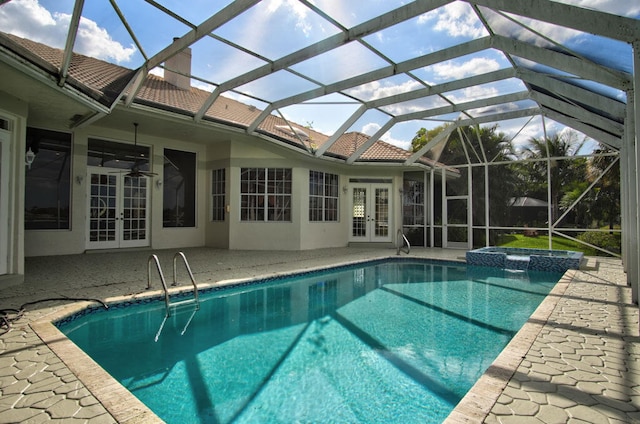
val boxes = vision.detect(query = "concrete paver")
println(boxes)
[0,247,638,423]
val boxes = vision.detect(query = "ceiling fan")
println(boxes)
[114,123,158,178]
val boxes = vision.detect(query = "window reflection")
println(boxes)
[25,128,71,230]
[163,149,196,227]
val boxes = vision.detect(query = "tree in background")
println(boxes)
[411,124,516,245]
[516,131,587,224]
[586,148,620,231]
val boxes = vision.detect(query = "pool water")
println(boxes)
[58,259,561,423]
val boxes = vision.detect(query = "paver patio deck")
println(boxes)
[0,247,638,423]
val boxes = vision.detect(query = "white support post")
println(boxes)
[467,164,473,249]
[631,41,640,304]
[425,170,430,248]
[485,164,490,247]
[442,167,446,247]
[620,146,628,272]
[542,116,553,249]
[624,94,637,301]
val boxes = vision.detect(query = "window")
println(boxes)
[163,149,196,227]
[211,168,225,221]
[309,170,338,222]
[25,128,72,230]
[241,168,291,221]
[87,138,150,171]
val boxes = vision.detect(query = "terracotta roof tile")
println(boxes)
[1,32,440,168]
[2,33,135,106]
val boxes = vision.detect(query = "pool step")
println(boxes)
[581,257,598,271]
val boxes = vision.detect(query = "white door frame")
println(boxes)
[86,166,150,250]
[348,183,393,243]
[443,195,472,249]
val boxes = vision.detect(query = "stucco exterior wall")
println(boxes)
[23,122,210,256]
[0,92,28,283]
[14,98,410,258]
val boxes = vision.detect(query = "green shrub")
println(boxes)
[576,231,621,254]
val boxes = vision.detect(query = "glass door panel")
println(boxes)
[121,176,148,246]
[88,172,118,248]
[349,184,392,243]
[372,186,390,241]
[87,167,149,249]
[351,186,367,240]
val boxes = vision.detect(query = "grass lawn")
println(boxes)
[495,233,597,255]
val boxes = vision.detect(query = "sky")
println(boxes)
[0,0,636,154]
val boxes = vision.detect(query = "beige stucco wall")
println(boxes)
[18,102,410,257]
[0,92,28,283]
[227,139,303,250]
[23,120,211,256]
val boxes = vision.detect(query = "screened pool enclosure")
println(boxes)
[0,1,638,298]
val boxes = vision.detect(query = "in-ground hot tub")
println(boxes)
[466,246,583,273]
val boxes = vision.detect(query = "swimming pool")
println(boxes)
[57,259,561,423]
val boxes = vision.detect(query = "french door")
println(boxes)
[86,167,150,249]
[349,184,392,243]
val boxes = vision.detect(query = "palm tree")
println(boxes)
[412,124,516,244]
[586,149,620,231]
[519,131,586,223]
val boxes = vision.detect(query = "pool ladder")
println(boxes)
[396,229,411,255]
[148,252,200,341]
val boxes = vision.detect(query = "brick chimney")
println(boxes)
[165,38,192,90]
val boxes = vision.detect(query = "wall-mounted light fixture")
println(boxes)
[342,185,348,194]
[25,147,36,169]
[75,175,84,185]
[156,179,163,189]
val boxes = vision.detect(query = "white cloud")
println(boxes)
[266,0,313,37]
[432,57,501,80]
[446,85,499,104]
[419,2,486,38]
[149,67,164,78]
[488,12,584,48]
[191,80,215,93]
[362,122,410,150]
[0,0,136,63]
[347,79,423,101]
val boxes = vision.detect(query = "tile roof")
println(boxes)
[1,32,439,168]
[2,33,135,106]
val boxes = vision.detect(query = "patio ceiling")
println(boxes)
[1,0,637,162]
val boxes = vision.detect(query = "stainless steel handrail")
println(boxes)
[147,252,199,319]
[148,254,171,313]
[173,251,200,310]
[396,229,411,255]
[149,252,201,342]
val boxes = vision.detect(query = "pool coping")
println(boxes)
[30,257,573,424]
[443,269,574,423]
